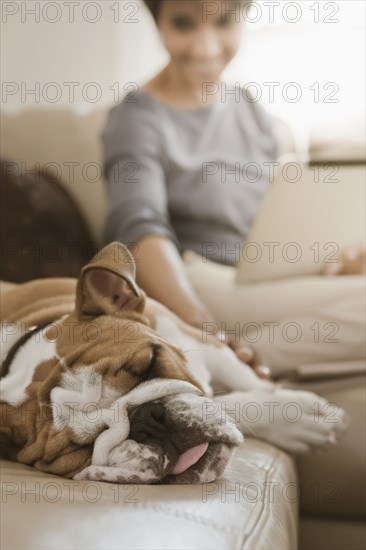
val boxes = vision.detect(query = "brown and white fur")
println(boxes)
[0,243,347,484]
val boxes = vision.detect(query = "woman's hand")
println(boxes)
[222,335,272,380]
[323,245,366,276]
[190,307,272,381]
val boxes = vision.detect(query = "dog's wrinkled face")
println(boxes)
[74,387,243,484]
[127,390,243,484]
[49,243,243,483]
[52,309,200,401]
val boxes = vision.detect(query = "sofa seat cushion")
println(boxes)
[0,439,297,550]
[285,376,366,520]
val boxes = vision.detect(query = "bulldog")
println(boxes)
[0,242,347,484]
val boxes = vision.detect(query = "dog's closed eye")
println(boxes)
[115,343,160,379]
[147,342,160,376]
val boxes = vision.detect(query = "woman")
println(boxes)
[103,0,278,375]
[102,0,365,376]
[102,1,365,520]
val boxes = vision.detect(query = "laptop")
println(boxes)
[236,162,366,283]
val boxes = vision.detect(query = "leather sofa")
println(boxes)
[1,108,365,550]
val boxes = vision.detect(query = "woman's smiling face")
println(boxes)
[157,1,246,84]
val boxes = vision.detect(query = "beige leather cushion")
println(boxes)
[1,109,108,241]
[0,440,297,550]
[285,376,366,519]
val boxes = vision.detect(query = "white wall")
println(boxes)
[1,0,166,113]
[1,0,365,151]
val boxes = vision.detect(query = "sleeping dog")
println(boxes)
[0,242,347,483]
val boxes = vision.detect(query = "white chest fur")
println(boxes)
[0,323,57,405]
[155,316,214,396]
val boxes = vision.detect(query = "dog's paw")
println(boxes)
[266,388,349,453]
[214,388,349,454]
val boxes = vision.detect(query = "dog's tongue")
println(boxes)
[171,443,209,475]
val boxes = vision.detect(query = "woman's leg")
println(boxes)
[183,253,365,377]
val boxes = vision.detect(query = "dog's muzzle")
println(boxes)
[74,379,243,484]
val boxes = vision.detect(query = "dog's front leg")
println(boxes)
[205,345,349,454]
[213,387,348,454]
[204,343,268,393]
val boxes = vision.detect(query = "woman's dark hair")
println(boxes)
[143,0,252,23]
[143,0,161,22]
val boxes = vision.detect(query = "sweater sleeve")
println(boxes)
[101,98,179,249]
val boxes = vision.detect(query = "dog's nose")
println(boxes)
[128,401,209,475]
[128,401,181,472]
[128,401,167,443]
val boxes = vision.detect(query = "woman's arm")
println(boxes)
[102,101,210,325]
[132,235,215,328]
[132,235,271,378]
[102,99,269,376]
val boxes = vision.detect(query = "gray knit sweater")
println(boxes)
[102,88,278,265]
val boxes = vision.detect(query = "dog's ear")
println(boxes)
[75,242,145,318]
